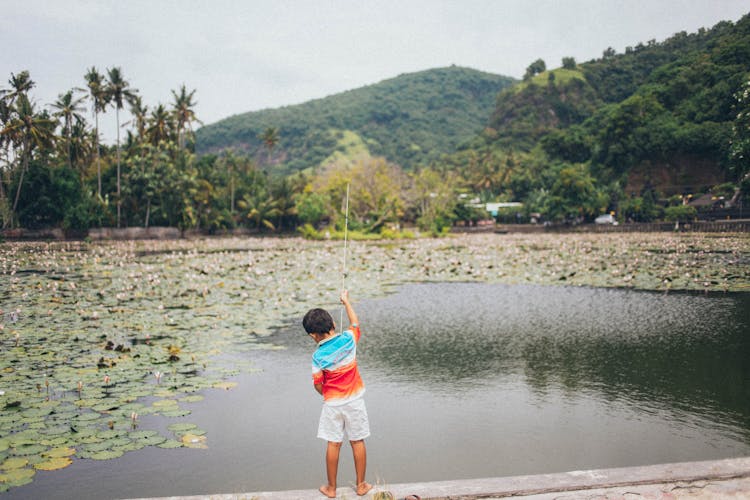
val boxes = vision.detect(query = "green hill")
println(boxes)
[195,66,516,174]
[458,13,750,200]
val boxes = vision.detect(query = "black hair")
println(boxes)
[303,308,334,335]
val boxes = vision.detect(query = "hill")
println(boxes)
[195,66,516,174]
[467,13,750,200]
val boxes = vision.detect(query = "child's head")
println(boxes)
[303,308,335,337]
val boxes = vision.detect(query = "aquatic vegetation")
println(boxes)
[0,233,748,491]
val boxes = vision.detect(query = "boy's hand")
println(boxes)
[340,289,350,305]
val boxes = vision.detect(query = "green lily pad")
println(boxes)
[11,444,48,457]
[43,447,76,458]
[137,434,166,446]
[1,457,28,470]
[128,430,158,440]
[96,429,125,440]
[151,399,178,408]
[40,436,70,447]
[82,441,112,453]
[160,409,191,417]
[73,412,101,422]
[179,395,204,403]
[157,439,183,449]
[113,441,145,453]
[0,467,35,487]
[89,449,124,460]
[167,423,197,433]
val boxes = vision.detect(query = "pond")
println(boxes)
[10,282,750,499]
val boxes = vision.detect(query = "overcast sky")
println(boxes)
[2,1,748,144]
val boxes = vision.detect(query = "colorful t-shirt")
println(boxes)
[312,324,364,406]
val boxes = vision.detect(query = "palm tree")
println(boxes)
[106,67,137,227]
[238,190,281,232]
[51,89,86,170]
[0,71,35,106]
[84,67,109,198]
[171,85,201,149]
[270,177,297,230]
[68,120,93,181]
[260,126,279,165]
[0,99,11,208]
[0,94,56,227]
[126,94,148,143]
[146,104,174,146]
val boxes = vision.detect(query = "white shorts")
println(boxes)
[317,398,370,443]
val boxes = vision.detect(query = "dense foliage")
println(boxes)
[195,66,516,174]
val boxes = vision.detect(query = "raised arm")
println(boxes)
[340,290,359,327]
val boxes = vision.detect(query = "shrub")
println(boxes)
[664,205,697,222]
[297,223,322,240]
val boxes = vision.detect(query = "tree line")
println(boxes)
[2,14,749,237]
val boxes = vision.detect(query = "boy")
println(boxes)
[303,290,373,498]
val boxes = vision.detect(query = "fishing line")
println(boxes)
[340,183,350,332]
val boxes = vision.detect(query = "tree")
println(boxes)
[171,85,200,149]
[729,79,750,206]
[349,157,407,232]
[270,176,297,230]
[411,167,457,234]
[544,163,607,222]
[126,94,148,142]
[146,104,174,146]
[562,57,577,70]
[296,190,328,226]
[84,67,109,198]
[260,126,279,165]
[1,94,56,227]
[106,67,137,227]
[50,89,86,170]
[0,71,35,106]
[523,59,546,81]
[238,189,281,232]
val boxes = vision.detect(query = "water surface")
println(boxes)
[10,283,750,498]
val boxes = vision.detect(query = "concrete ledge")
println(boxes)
[127,456,750,500]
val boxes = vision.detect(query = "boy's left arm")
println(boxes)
[313,383,323,395]
[340,290,359,328]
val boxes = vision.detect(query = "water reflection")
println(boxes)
[359,284,750,437]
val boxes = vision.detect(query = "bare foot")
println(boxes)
[319,485,337,498]
[356,482,373,496]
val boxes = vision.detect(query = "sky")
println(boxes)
[2,0,748,144]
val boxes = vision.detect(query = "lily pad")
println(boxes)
[11,444,48,457]
[180,433,207,449]
[136,434,166,446]
[167,423,197,433]
[179,395,204,403]
[157,439,183,449]
[160,409,191,417]
[89,449,124,460]
[1,457,28,470]
[128,430,159,440]
[114,441,146,453]
[34,457,73,471]
[0,467,35,487]
[212,381,237,390]
[43,447,76,458]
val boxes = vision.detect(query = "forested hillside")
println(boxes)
[440,13,750,222]
[195,66,516,173]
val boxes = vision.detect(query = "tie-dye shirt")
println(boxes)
[312,324,364,405]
